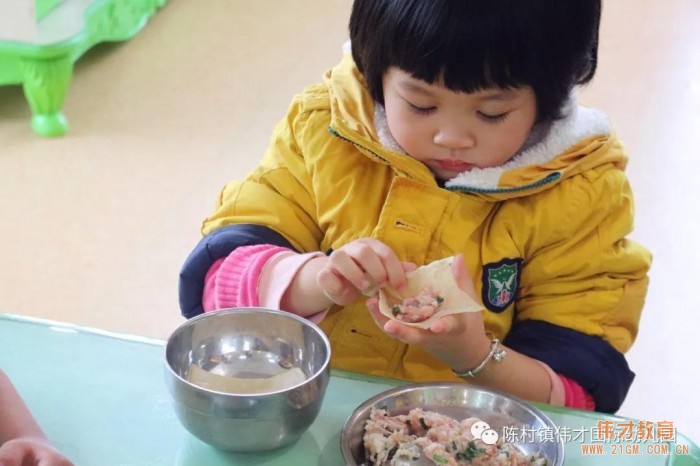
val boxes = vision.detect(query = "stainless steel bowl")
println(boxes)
[341,383,564,465]
[164,308,331,452]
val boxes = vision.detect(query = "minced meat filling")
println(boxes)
[391,286,444,323]
[363,407,547,466]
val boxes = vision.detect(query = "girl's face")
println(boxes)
[382,67,538,181]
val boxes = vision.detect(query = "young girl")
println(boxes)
[179,0,651,414]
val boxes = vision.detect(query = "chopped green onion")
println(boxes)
[456,441,486,461]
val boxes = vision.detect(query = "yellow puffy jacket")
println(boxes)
[179,55,651,413]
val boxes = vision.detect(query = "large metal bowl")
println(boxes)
[340,383,564,465]
[164,308,331,452]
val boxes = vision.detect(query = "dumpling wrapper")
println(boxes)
[378,256,483,329]
[188,365,306,394]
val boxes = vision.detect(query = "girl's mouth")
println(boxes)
[436,160,475,172]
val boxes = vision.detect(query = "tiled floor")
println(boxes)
[1,0,698,442]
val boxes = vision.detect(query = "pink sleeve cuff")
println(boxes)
[560,375,596,411]
[202,244,290,311]
[202,245,328,323]
[203,258,225,312]
[537,361,595,411]
[258,251,328,323]
[537,361,566,407]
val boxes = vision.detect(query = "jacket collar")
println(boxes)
[324,55,439,184]
[444,102,613,191]
[324,54,625,197]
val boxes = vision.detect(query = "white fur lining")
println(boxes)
[373,101,611,190]
[374,105,406,154]
[446,104,611,189]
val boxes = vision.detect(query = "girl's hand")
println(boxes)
[0,438,74,466]
[317,238,416,306]
[366,254,491,372]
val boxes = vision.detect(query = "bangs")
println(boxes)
[383,1,534,92]
[350,0,600,121]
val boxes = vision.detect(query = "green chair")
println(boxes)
[0,0,166,136]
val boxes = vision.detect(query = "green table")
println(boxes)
[0,313,697,465]
[0,0,165,136]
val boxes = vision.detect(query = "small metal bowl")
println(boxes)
[164,308,331,452]
[340,382,564,465]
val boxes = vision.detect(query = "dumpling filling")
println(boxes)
[391,286,444,323]
[377,257,483,329]
[363,407,548,466]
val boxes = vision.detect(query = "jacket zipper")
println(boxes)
[328,126,393,166]
[446,172,561,194]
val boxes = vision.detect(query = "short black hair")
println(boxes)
[349,0,601,122]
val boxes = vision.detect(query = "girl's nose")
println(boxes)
[433,125,475,150]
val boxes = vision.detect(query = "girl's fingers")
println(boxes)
[451,254,478,298]
[366,297,389,327]
[383,320,426,344]
[327,239,415,296]
[37,454,71,466]
[317,268,343,295]
[0,442,29,466]
[381,257,406,291]
[317,268,358,303]
[353,249,389,291]
[353,240,407,291]
[402,261,418,273]
[329,250,372,292]
[429,316,460,333]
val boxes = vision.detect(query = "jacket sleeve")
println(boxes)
[179,102,324,319]
[503,167,652,413]
[179,226,296,318]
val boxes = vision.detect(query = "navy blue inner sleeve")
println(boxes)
[503,319,635,413]
[178,224,297,319]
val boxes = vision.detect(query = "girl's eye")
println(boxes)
[408,103,437,115]
[478,111,509,123]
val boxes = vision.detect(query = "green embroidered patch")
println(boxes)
[482,258,523,312]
